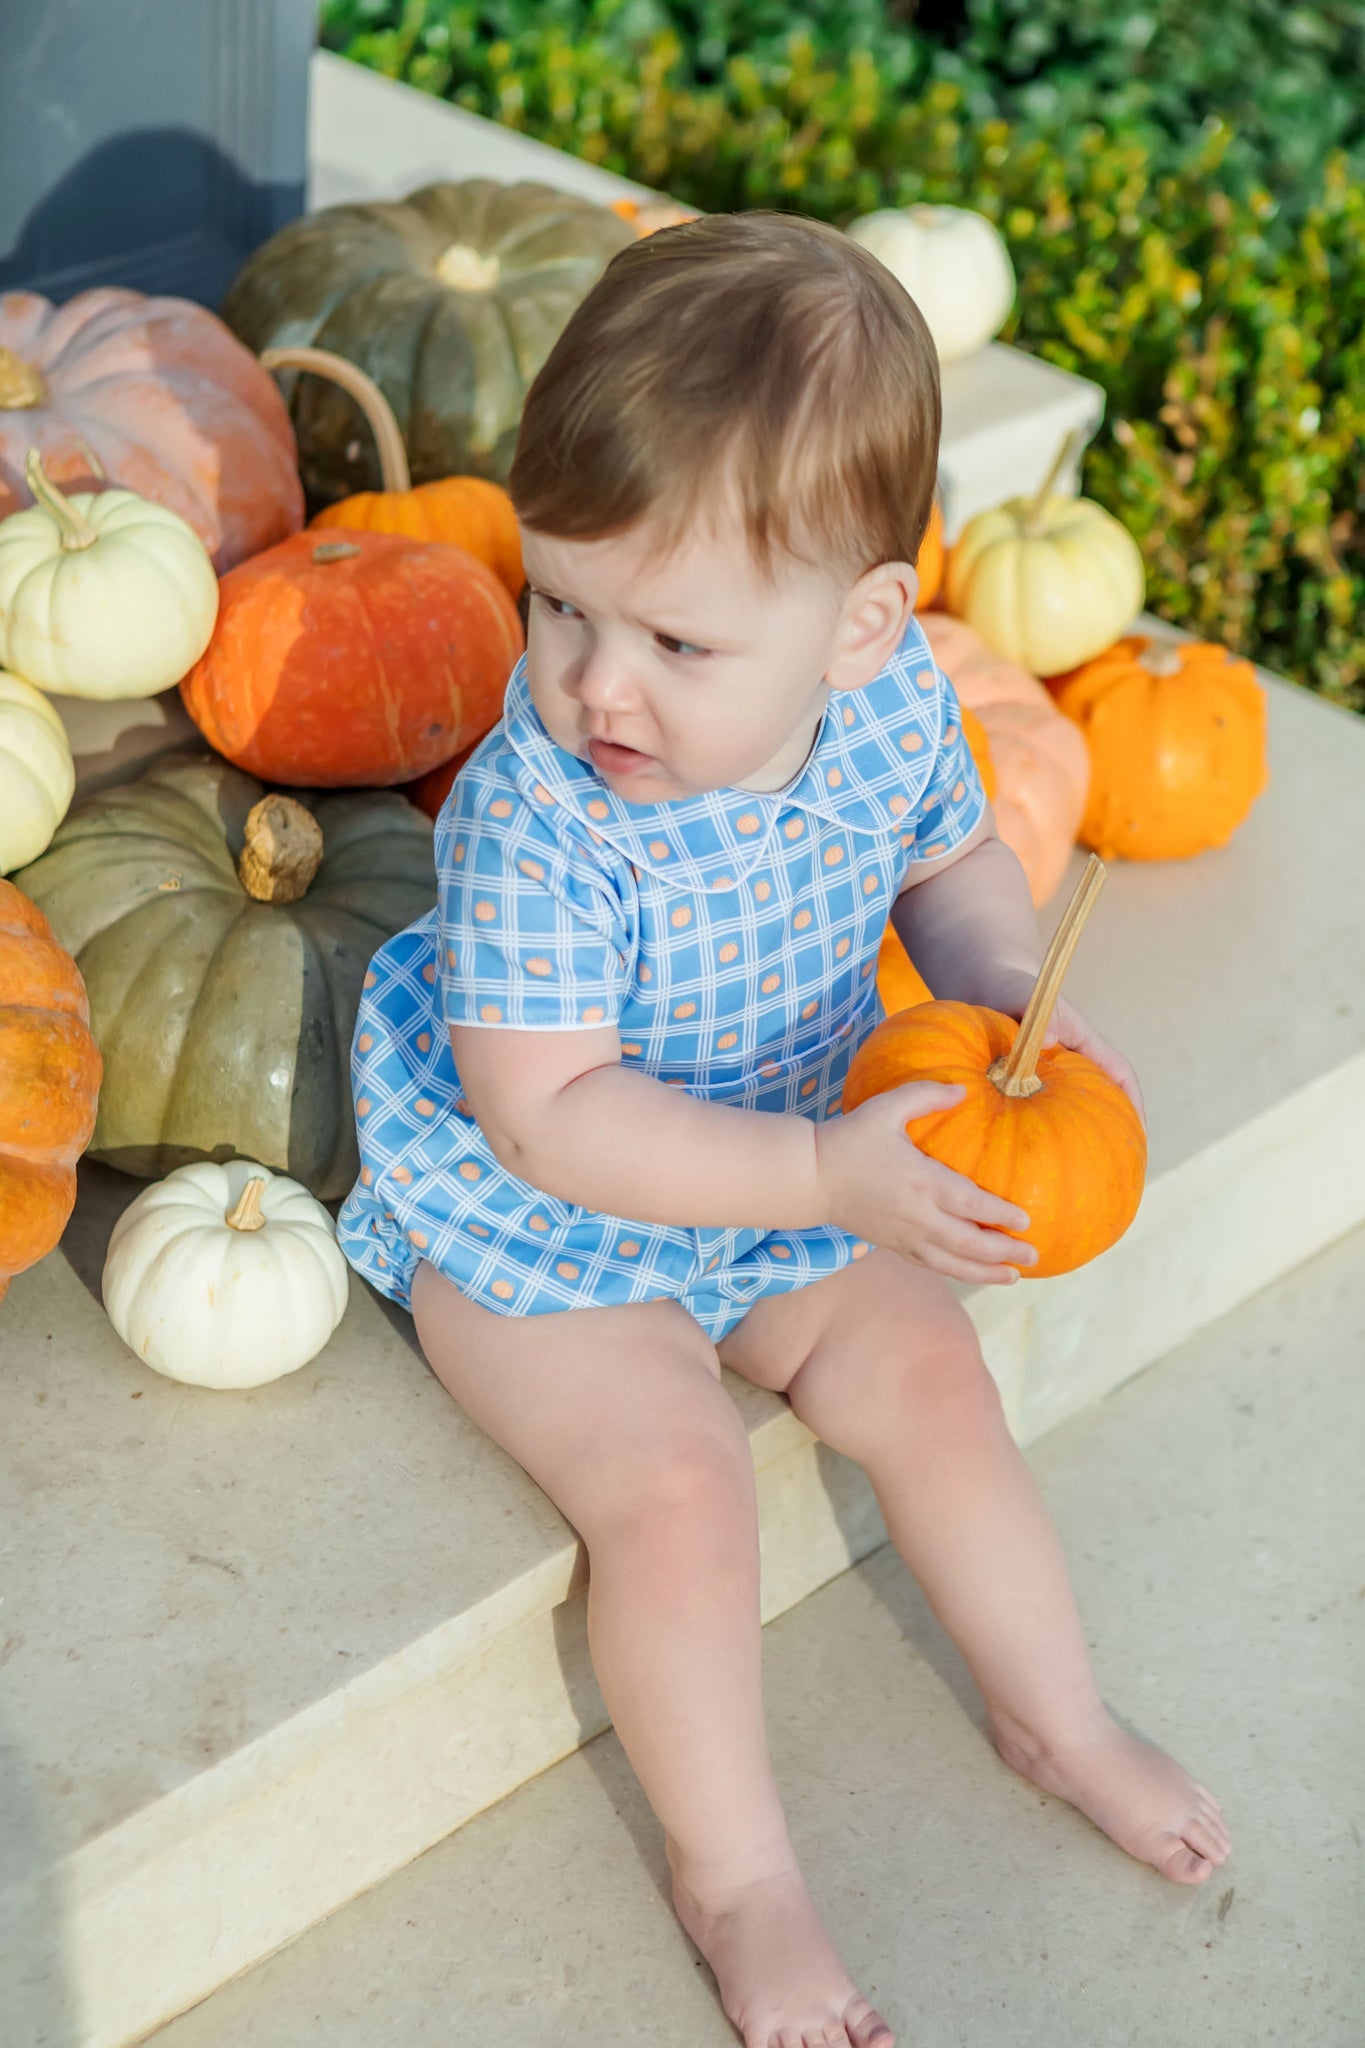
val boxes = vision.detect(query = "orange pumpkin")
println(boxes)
[406,737,482,821]
[272,347,525,602]
[919,612,1089,906]
[846,860,1145,1279]
[0,879,102,1305]
[0,287,303,572]
[914,499,946,612]
[610,197,702,237]
[181,530,523,788]
[1048,634,1268,861]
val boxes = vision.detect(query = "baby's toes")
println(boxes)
[1156,1833,1215,1885]
[1186,1812,1231,1865]
[807,2028,851,2048]
[847,2000,895,2047]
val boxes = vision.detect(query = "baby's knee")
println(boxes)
[899,1304,1003,1429]
[587,1420,756,1558]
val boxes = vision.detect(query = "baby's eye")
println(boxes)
[655,633,710,658]
[533,590,582,620]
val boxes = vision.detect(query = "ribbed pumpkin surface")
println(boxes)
[842,998,1146,1278]
[311,475,525,601]
[15,758,436,1200]
[181,530,523,788]
[0,879,102,1303]
[1049,635,1268,861]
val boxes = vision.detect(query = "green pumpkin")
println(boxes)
[222,178,633,503]
[14,755,435,1200]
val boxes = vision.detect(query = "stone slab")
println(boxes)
[142,1224,1365,2048]
[3,667,1362,2046]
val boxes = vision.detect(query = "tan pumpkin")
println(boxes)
[0,287,303,572]
[0,878,102,1304]
[919,612,1089,907]
[1049,634,1269,861]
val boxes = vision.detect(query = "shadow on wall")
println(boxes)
[0,1697,83,2046]
[0,129,303,310]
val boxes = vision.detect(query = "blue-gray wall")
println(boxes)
[0,0,316,309]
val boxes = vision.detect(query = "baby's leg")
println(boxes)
[718,1251,1231,1886]
[412,1264,893,2048]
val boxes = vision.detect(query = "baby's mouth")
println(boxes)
[587,736,654,776]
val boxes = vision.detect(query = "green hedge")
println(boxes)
[319,3,1365,709]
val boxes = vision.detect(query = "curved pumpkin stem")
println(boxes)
[988,854,1106,1098]
[1022,427,1086,535]
[24,449,100,551]
[260,345,411,494]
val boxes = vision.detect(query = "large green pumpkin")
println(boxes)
[14,755,435,1199]
[222,178,634,503]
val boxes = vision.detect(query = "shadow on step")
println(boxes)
[0,1699,82,2047]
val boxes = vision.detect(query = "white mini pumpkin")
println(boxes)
[0,452,219,701]
[102,1159,349,1388]
[845,205,1016,362]
[0,668,74,871]
[946,487,1145,676]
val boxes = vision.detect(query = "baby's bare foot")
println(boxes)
[669,1840,894,2048]
[989,1708,1231,1884]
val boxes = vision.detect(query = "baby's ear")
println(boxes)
[824,561,917,690]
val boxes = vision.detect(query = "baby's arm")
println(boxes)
[893,814,1145,1120]
[451,1019,1034,1286]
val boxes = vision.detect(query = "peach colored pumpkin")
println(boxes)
[0,288,303,572]
[920,611,1089,906]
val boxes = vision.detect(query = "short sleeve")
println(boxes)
[901,665,988,867]
[435,767,631,1030]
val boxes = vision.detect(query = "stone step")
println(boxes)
[3,663,1363,2046]
[140,1222,1365,2048]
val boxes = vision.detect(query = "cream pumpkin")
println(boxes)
[845,205,1015,362]
[945,440,1145,676]
[0,453,219,700]
[102,1159,349,1388]
[920,612,1090,906]
[0,669,74,871]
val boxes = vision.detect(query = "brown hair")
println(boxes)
[508,210,940,583]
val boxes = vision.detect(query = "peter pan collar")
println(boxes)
[502,613,948,894]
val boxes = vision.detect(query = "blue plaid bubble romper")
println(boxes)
[336,612,986,1341]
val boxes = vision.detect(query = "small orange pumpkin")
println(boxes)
[1049,634,1268,862]
[610,196,702,237]
[914,499,946,612]
[846,859,1145,1278]
[0,878,102,1305]
[181,529,523,788]
[264,348,525,603]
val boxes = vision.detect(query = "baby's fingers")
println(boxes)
[918,1150,1032,1236]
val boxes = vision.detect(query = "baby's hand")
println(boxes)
[982,969,1146,1128]
[814,1084,1036,1287]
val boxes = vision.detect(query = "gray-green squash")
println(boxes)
[14,755,435,1199]
[222,178,633,503]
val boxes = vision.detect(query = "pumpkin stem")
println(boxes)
[24,449,100,551]
[225,1177,268,1232]
[0,346,45,409]
[260,345,412,494]
[1138,636,1186,677]
[988,854,1107,1099]
[1022,427,1086,535]
[238,794,325,905]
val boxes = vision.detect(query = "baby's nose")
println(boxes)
[573,648,642,713]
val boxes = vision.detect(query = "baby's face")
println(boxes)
[519,513,856,803]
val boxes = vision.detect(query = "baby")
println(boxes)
[338,211,1229,2048]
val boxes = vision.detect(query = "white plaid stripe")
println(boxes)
[337,615,985,1331]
